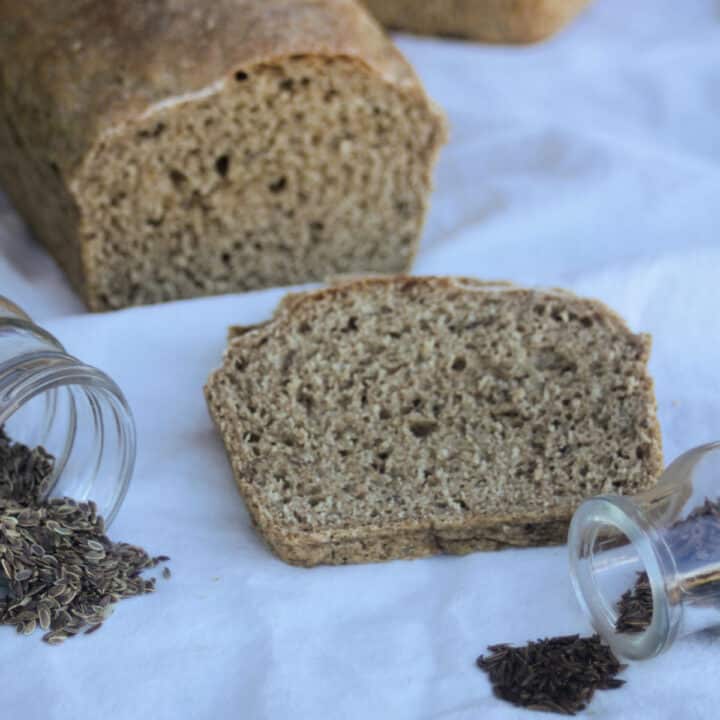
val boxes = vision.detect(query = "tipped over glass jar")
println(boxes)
[0,295,135,526]
[569,442,720,660]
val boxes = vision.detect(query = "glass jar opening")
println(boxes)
[569,496,680,660]
[0,359,135,527]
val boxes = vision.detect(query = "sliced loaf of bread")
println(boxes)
[362,0,592,44]
[205,276,663,566]
[0,1,445,311]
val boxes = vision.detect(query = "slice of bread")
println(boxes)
[205,276,663,567]
[362,0,592,44]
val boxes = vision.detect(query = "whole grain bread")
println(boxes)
[0,1,445,311]
[362,0,592,44]
[205,276,663,567]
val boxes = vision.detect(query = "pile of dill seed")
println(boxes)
[0,427,169,644]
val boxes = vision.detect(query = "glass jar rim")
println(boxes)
[0,351,135,527]
[568,495,682,660]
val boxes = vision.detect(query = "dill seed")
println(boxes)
[0,427,171,645]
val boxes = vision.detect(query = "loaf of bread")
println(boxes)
[0,1,445,312]
[205,276,663,567]
[362,0,592,43]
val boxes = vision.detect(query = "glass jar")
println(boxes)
[569,442,720,660]
[0,295,135,525]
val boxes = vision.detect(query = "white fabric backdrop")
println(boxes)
[2,0,720,716]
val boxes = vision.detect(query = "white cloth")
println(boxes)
[2,0,720,716]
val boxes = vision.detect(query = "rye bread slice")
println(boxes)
[205,276,663,566]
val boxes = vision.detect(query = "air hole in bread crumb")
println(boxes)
[215,155,230,177]
[279,78,295,92]
[343,317,358,332]
[410,420,438,438]
[281,351,295,373]
[169,169,187,187]
[451,357,467,371]
[298,321,311,334]
[138,122,165,139]
[297,392,314,412]
[269,177,287,193]
[379,408,391,420]
[234,70,249,81]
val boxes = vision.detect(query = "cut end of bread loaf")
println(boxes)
[75,56,445,311]
[205,276,663,567]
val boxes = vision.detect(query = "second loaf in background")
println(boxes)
[362,0,592,44]
[0,0,446,311]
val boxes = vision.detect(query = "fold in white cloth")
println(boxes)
[1,0,719,716]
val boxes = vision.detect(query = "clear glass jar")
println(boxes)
[0,295,135,525]
[569,442,720,660]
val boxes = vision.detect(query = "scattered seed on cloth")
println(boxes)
[476,634,626,716]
